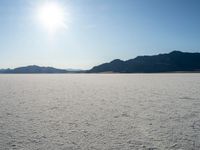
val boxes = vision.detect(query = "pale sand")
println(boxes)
[0,74,200,150]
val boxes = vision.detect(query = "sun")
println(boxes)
[37,2,67,33]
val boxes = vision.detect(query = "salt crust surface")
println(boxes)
[0,74,200,150]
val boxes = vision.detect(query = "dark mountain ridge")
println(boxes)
[0,65,68,73]
[1,51,200,73]
[89,51,200,73]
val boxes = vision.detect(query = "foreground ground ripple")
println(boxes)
[0,74,200,150]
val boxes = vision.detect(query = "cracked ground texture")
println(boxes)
[0,74,200,150]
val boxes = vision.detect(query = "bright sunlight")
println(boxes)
[37,2,68,33]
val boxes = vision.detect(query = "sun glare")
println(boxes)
[37,2,67,33]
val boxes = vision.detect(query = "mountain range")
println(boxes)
[89,51,200,73]
[0,51,200,73]
[0,65,69,74]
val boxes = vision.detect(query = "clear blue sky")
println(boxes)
[0,0,200,69]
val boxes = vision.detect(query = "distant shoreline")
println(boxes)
[0,71,200,74]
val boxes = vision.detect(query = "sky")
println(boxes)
[0,0,200,69]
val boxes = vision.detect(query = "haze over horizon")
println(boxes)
[0,0,200,69]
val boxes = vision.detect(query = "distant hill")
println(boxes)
[1,51,200,74]
[89,51,200,73]
[0,65,68,73]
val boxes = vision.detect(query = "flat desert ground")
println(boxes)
[0,74,200,150]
